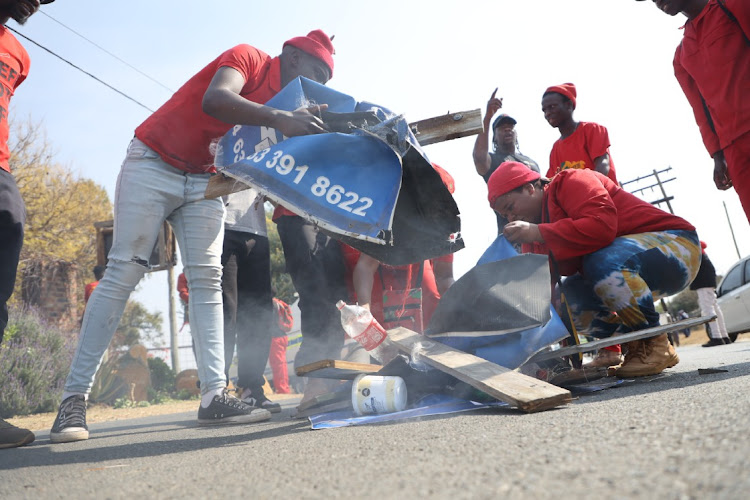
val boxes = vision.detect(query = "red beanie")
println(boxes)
[487,161,541,207]
[544,82,577,109]
[283,29,335,78]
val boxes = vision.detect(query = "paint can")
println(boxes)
[351,374,407,416]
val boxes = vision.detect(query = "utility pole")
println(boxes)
[167,263,180,373]
[723,201,742,260]
[621,167,676,214]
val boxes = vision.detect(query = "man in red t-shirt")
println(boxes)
[637,0,750,222]
[542,83,618,184]
[541,82,621,367]
[268,297,294,394]
[488,161,701,378]
[0,0,53,451]
[84,266,105,304]
[51,30,337,443]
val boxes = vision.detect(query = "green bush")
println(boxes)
[0,307,76,418]
[148,356,175,393]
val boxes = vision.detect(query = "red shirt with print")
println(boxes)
[0,27,30,173]
[546,122,617,183]
[135,45,281,174]
[532,170,695,276]
[673,0,750,155]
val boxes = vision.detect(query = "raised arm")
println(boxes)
[472,88,502,177]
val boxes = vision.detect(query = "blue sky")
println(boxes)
[9,0,750,342]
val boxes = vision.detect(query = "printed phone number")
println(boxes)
[233,138,373,217]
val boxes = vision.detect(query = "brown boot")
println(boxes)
[617,334,679,377]
[584,348,624,368]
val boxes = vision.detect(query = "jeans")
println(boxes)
[221,230,273,392]
[64,138,226,396]
[561,230,701,338]
[0,169,25,342]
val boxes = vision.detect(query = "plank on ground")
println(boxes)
[204,109,482,199]
[295,359,381,380]
[387,327,572,413]
[527,315,714,364]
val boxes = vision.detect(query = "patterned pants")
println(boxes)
[561,230,701,338]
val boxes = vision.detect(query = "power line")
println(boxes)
[39,11,175,93]
[6,26,155,113]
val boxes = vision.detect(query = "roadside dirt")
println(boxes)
[8,393,301,432]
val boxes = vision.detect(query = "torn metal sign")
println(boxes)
[213,76,462,265]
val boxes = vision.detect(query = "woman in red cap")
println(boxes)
[542,83,618,184]
[487,162,701,377]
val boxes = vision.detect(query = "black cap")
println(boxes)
[492,114,517,129]
[40,0,56,4]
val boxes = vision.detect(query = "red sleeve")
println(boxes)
[547,147,558,178]
[216,44,266,88]
[726,0,750,38]
[177,273,189,303]
[582,123,611,160]
[673,45,722,156]
[537,171,618,262]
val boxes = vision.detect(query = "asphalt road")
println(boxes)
[2,340,749,499]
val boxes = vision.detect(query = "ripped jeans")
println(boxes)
[64,138,226,396]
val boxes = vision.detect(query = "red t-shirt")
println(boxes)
[546,122,617,183]
[528,170,695,276]
[674,0,750,155]
[0,27,30,173]
[135,45,282,174]
[84,281,99,303]
[341,244,441,329]
[176,272,189,303]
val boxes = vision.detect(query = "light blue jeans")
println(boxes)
[64,138,226,396]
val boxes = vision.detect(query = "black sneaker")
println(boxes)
[702,338,726,348]
[197,391,271,425]
[0,419,35,449]
[50,395,89,443]
[241,393,282,414]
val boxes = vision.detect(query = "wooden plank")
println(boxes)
[204,108,483,199]
[409,109,483,146]
[204,174,250,199]
[527,315,714,364]
[295,383,353,413]
[295,359,382,380]
[293,399,352,419]
[387,327,572,413]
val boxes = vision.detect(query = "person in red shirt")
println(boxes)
[0,0,52,452]
[84,266,105,304]
[268,297,294,394]
[542,83,618,184]
[487,161,701,377]
[637,0,750,223]
[542,82,621,367]
[51,30,336,442]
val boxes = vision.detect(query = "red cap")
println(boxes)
[283,29,335,78]
[432,163,455,194]
[487,161,541,207]
[544,82,577,109]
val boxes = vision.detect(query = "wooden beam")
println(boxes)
[295,359,382,380]
[205,108,482,199]
[388,327,572,413]
[409,109,483,146]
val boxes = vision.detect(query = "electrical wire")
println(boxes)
[39,11,174,93]
[6,25,155,113]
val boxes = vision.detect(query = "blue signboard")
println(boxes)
[215,77,411,244]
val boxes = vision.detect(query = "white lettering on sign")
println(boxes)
[240,146,373,217]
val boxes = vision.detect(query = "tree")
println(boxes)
[113,300,164,349]
[265,204,297,304]
[9,117,113,297]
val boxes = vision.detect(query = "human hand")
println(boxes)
[503,221,542,244]
[484,88,503,126]
[276,104,330,137]
[713,154,732,190]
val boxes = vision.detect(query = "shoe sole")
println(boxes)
[264,406,282,414]
[0,434,35,449]
[50,429,89,443]
[197,410,271,426]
